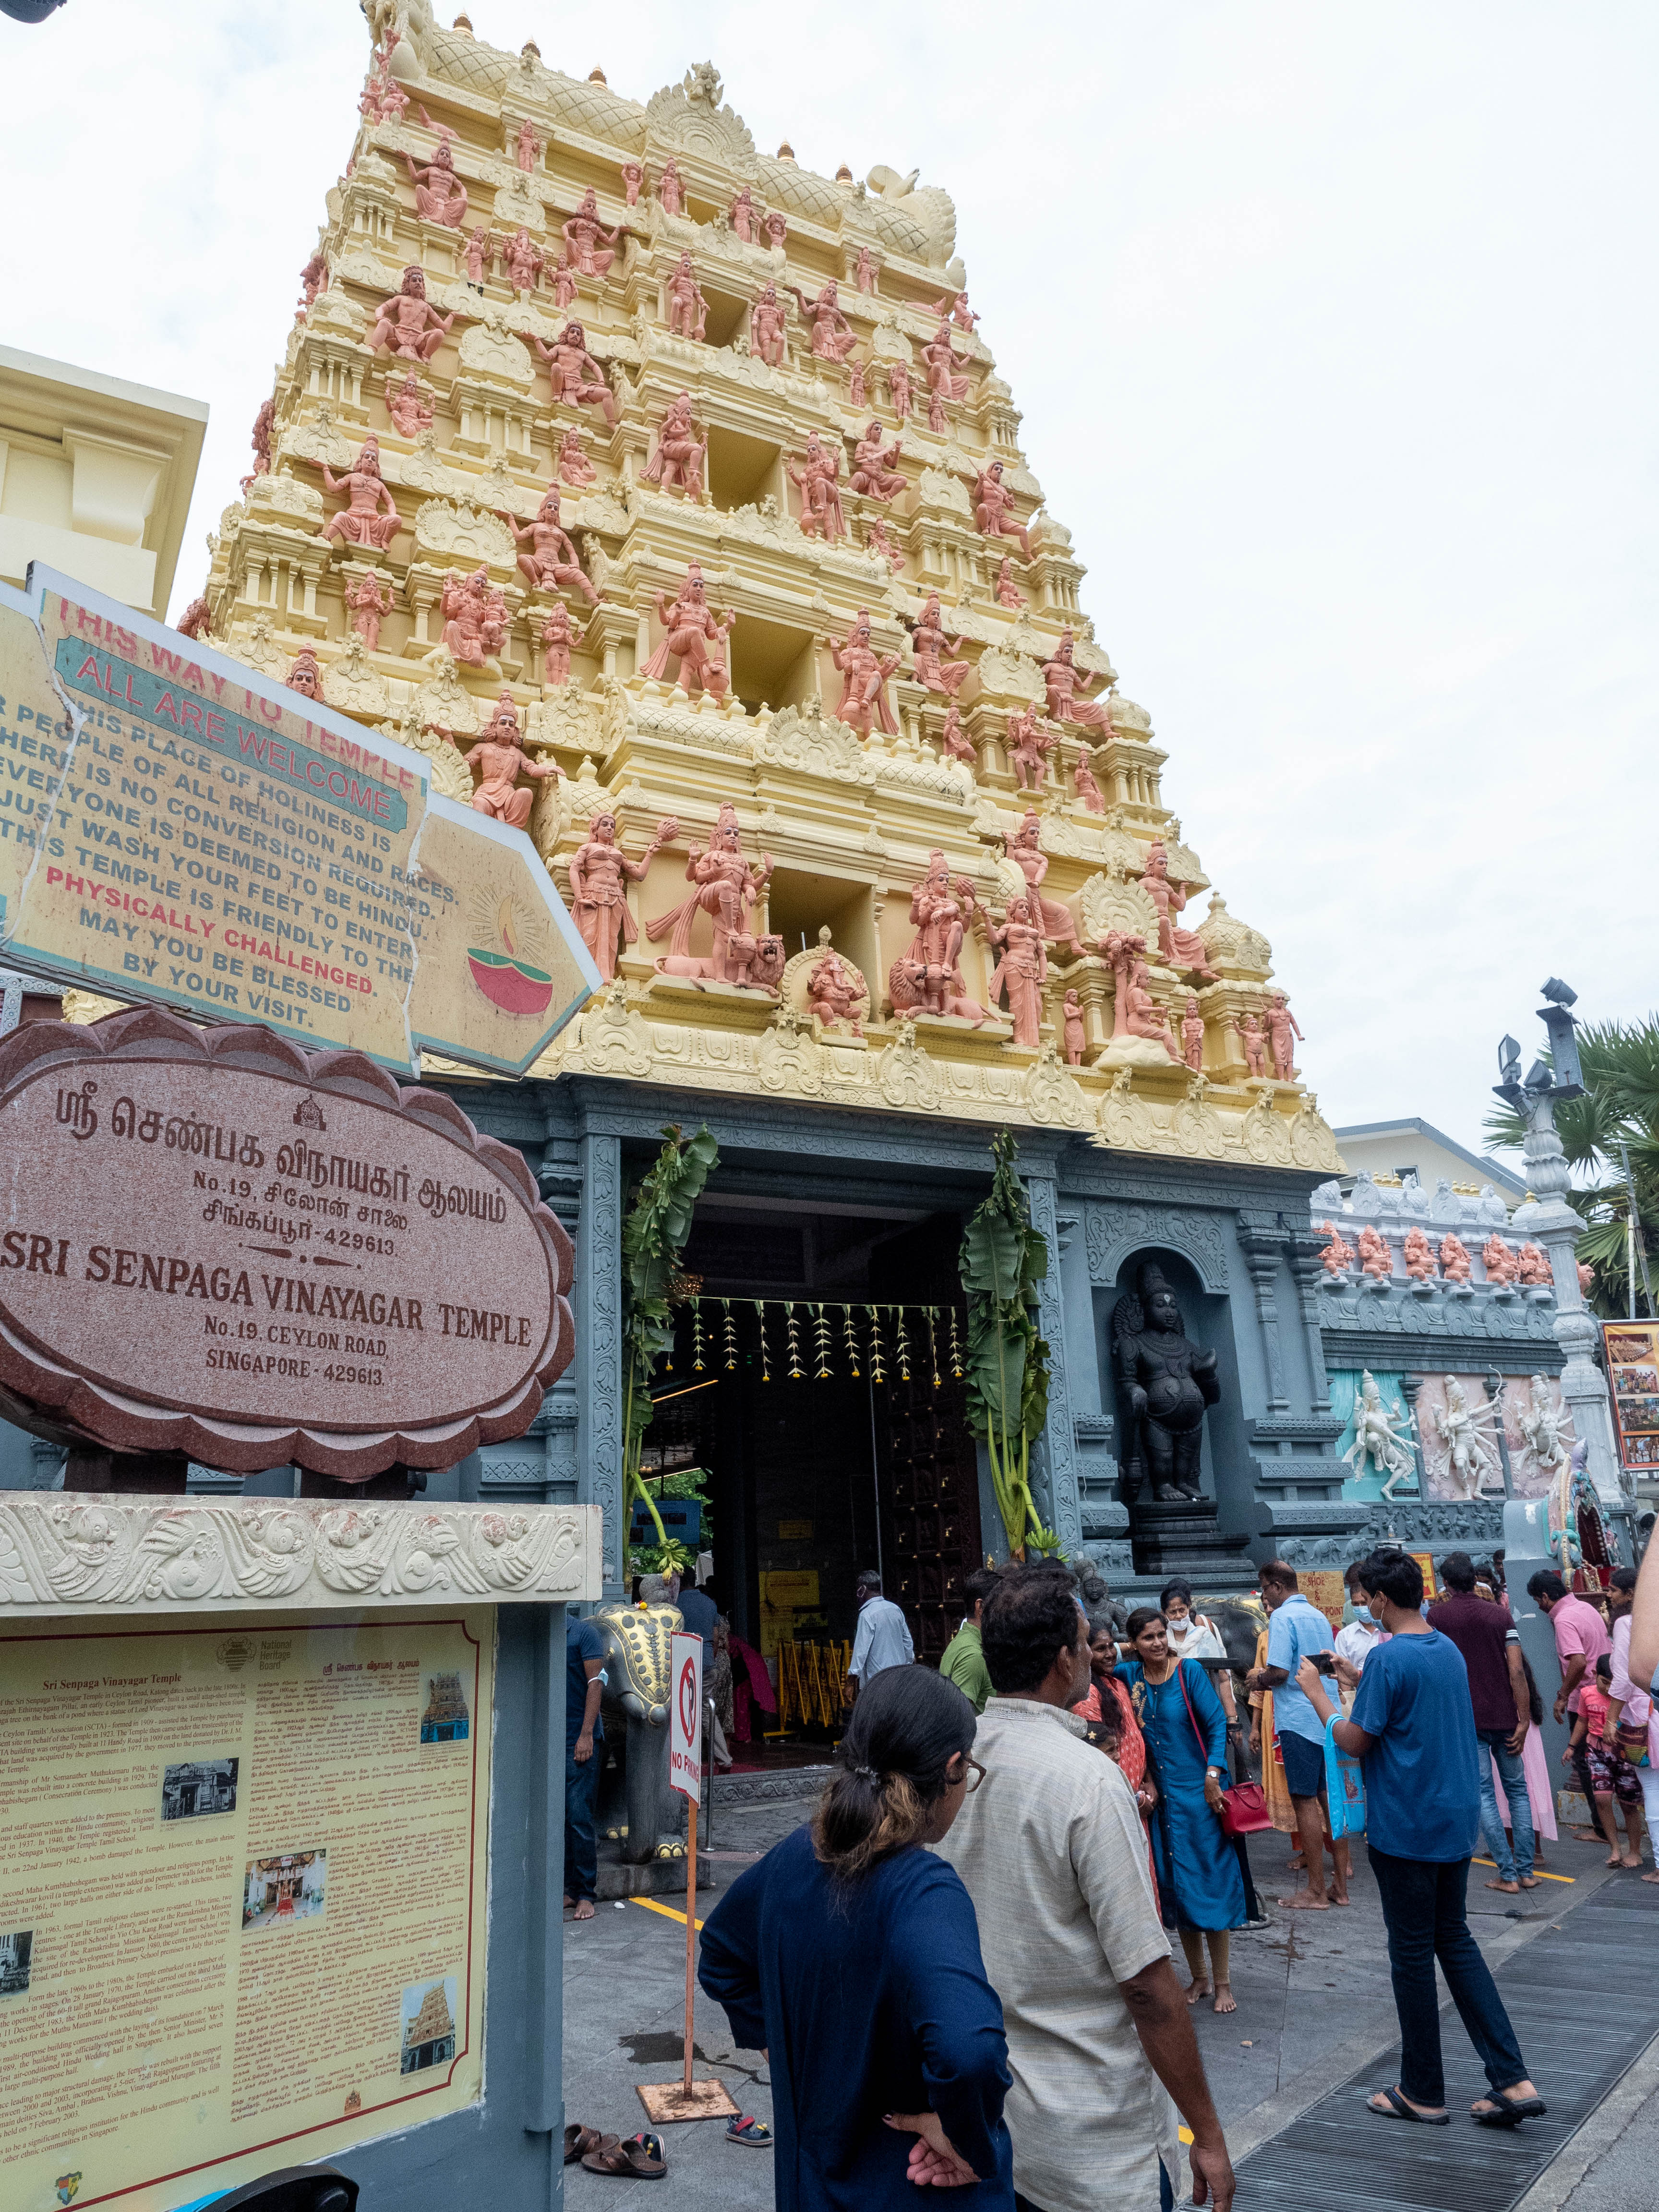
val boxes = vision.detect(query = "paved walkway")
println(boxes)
[559,1804,1657,2211]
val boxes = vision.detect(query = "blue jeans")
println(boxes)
[1368,1847,1529,2107]
[1476,1727,1535,1882]
[564,1742,600,1903]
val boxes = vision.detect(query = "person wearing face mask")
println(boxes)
[1334,1562,1387,1703]
[1159,1581,1239,1730]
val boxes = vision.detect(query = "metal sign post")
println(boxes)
[635,1632,736,2128]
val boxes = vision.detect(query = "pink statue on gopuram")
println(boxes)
[568,812,679,981]
[621,160,643,207]
[641,564,735,699]
[994,556,1025,610]
[501,227,543,297]
[1516,1242,1552,1286]
[931,289,980,333]
[439,566,509,668]
[1231,1011,1268,1078]
[448,694,560,828]
[886,358,914,423]
[982,895,1049,1048]
[849,422,903,503]
[1041,629,1114,731]
[1356,1225,1394,1280]
[249,397,276,481]
[297,250,328,314]
[499,486,599,603]
[176,596,212,642]
[1140,840,1217,980]
[922,317,971,403]
[1578,1261,1595,1296]
[1006,704,1055,793]
[385,368,434,437]
[348,569,393,651]
[1073,754,1106,813]
[532,322,619,425]
[938,704,976,766]
[539,601,588,688]
[320,436,400,551]
[1482,1235,1519,1285]
[807,944,866,1035]
[286,649,323,701]
[891,853,987,1025]
[729,186,757,244]
[1062,990,1087,1067]
[657,158,683,216]
[404,139,468,227]
[866,516,905,573]
[1180,995,1205,1071]
[1319,1221,1357,1276]
[516,119,541,172]
[463,226,496,286]
[972,459,1030,557]
[370,266,455,362]
[642,390,706,498]
[847,356,869,410]
[1403,1225,1437,1280]
[646,802,780,991]
[855,245,879,294]
[1439,1234,1473,1285]
[1009,809,1086,960]
[830,610,901,739]
[909,594,970,697]
[788,280,859,363]
[1265,991,1303,1081]
[548,256,579,309]
[750,283,788,367]
[562,187,623,278]
[787,434,845,542]
[556,424,595,486]
[667,252,709,343]
[926,389,948,434]
[762,208,788,251]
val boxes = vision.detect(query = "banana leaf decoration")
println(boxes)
[621,1123,720,1548]
[959,1129,1057,1560]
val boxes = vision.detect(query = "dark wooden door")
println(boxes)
[878,1370,984,1666]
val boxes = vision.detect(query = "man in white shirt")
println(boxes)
[842,1568,914,1702]
[934,1563,1234,2212]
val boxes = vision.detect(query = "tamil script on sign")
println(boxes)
[0,565,599,1075]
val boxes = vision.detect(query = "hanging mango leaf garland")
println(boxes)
[621,1123,720,1547]
[960,1129,1060,1561]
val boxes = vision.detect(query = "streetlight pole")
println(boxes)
[1494,980,1628,1522]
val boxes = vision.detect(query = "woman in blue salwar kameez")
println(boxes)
[1118,1605,1246,2013]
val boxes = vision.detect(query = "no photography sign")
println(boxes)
[669,1630,702,1801]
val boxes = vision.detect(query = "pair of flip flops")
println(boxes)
[580,2131,667,2178]
[1370,2086,1548,2129]
[727,2115,772,2148]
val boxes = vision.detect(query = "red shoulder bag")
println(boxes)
[1176,1662,1272,1836]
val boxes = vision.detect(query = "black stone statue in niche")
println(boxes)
[1112,1260,1219,1503]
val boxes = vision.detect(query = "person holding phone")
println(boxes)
[1245,1563,1350,1909]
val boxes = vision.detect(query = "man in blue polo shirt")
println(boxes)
[1298,1549,1544,2128]
[1246,1560,1349,1908]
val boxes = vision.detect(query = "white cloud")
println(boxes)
[3,0,1652,1154]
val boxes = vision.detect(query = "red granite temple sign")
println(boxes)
[0,1007,575,1479]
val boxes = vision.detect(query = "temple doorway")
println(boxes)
[639,1196,983,1755]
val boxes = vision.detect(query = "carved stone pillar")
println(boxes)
[576,1129,625,1594]
[1025,1172,1082,1555]
[1286,1230,1333,1415]
[1398,1373,1429,1498]
[1238,1216,1290,1414]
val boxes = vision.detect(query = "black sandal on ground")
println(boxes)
[1472,2092,1547,2127]
[1369,2086,1450,2125]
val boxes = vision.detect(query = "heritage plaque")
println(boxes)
[0,566,600,1078]
[0,1607,493,2212]
[0,1006,575,1476]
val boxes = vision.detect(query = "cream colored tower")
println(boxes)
[194,15,1337,1171]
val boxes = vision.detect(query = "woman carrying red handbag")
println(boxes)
[1117,1608,1247,2015]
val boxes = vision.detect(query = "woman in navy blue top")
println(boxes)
[698,1666,1014,2212]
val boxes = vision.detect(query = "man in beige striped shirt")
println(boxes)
[934,1564,1234,2212]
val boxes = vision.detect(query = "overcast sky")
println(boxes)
[4,2,1652,1159]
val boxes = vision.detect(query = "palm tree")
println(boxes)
[1483,1016,1659,1318]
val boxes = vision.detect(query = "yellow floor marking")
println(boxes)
[1471,1859,1575,1883]
[627,1895,706,1930]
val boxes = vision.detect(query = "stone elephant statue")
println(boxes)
[592,1600,688,1864]
[1204,1592,1269,1671]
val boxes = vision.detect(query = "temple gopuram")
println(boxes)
[162,5,1563,1632]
